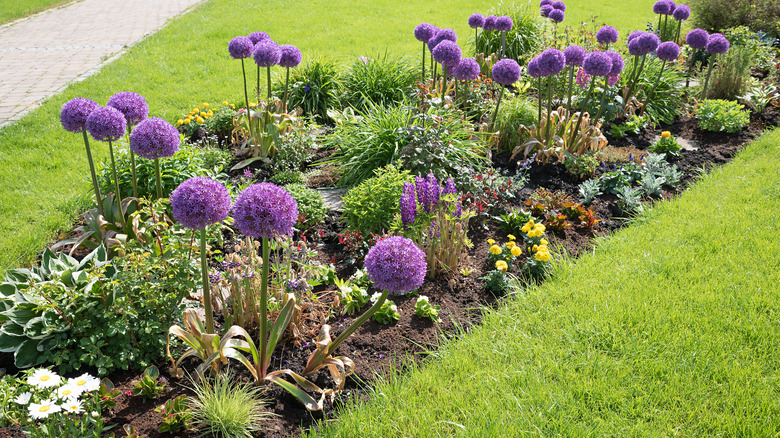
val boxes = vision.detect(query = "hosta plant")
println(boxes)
[512,106,607,164]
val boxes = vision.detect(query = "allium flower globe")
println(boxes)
[656,41,681,61]
[627,30,644,42]
[364,236,427,294]
[548,9,565,23]
[107,92,148,127]
[540,0,552,5]
[279,45,302,68]
[414,23,437,42]
[636,32,660,55]
[605,50,625,76]
[86,106,126,142]
[492,58,522,85]
[596,26,619,45]
[527,57,542,78]
[686,28,709,49]
[563,45,586,66]
[453,58,480,80]
[432,40,462,67]
[495,16,514,32]
[253,41,281,67]
[537,48,565,76]
[169,177,231,230]
[483,15,497,30]
[672,4,690,21]
[129,117,180,160]
[540,5,553,17]
[467,13,485,28]
[653,0,671,14]
[247,31,271,44]
[583,51,613,77]
[228,36,254,59]
[233,182,298,238]
[706,34,729,54]
[60,97,98,133]
[552,0,566,10]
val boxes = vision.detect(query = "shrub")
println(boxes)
[705,45,755,100]
[493,96,536,152]
[341,165,413,235]
[475,2,544,60]
[284,59,340,124]
[695,99,751,133]
[98,144,231,200]
[189,373,272,438]
[563,152,599,180]
[273,124,316,173]
[690,0,780,40]
[269,170,306,185]
[340,53,418,111]
[284,183,328,232]
[723,26,778,72]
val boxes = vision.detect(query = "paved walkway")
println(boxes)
[0,0,204,127]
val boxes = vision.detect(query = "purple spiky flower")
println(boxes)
[548,9,565,23]
[86,106,126,142]
[364,236,427,294]
[432,40,462,68]
[596,26,619,46]
[483,15,497,31]
[492,58,522,85]
[229,36,254,59]
[233,182,298,238]
[129,117,180,160]
[495,16,514,32]
[468,14,485,29]
[672,4,690,21]
[279,45,302,68]
[247,31,271,44]
[400,182,417,229]
[170,177,231,230]
[564,45,586,66]
[552,0,566,10]
[415,23,437,43]
[583,51,613,77]
[253,40,281,67]
[453,58,480,81]
[686,28,709,49]
[537,48,565,76]
[60,98,98,133]
[605,50,624,76]
[107,92,148,127]
[706,34,730,55]
[657,41,680,61]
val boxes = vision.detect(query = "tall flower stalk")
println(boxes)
[279,45,302,112]
[86,106,127,225]
[489,58,522,131]
[254,41,282,101]
[60,98,103,218]
[129,117,180,199]
[415,23,437,81]
[229,36,256,144]
[701,34,730,99]
[107,91,148,199]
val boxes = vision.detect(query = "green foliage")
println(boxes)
[608,115,650,139]
[479,270,512,294]
[690,0,780,40]
[189,373,272,438]
[578,179,602,204]
[493,96,536,153]
[284,59,341,124]
[738,82,778,113]
[131,366,166,399]
[706,45,754,100]
[371,297,400,324]
[458,170,525,229]
[269,170,306,185]
[696,99,751,133]
[341,165,413,235]
[616,185,644,215]
[628,57,684,124]
[154,395,193,433]
[205,104,239,140]
[98,143,231,200]
[649,133,683,158]
[340,53,418,111]
[494,208,535,235]
[475,2,544,60]
[563,152,599,181]
[273,125,316,173]
[414,295,441,322]
[334,275,370,315]
[723,26,778,72]
[283,183,328,232]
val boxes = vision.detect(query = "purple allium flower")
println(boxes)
[169,177,231,230]
[233,183,298,238]
[605,50,624,76]
[424,173,440,213]
[656,41,681,61]
[527,57,542,78]
[540,0,552,5]
[107,92,148,127]
[495,16,514,32]
[468,13,485,29]
[453,58,480,80]
[228,36,254,59]
[672,4,690,21]
[706,34,730,54]
[253,41,281,67]
[653,0,671,14]
[279,45,302,68]
[364,236,427,294]
[686,28,709,49]
[247,31,271,44]
[129,117,180,160]
[564,45,586,66]
[492,58,522,85]
[627,30,644,42]
[415,23,437,43]
[540,5,553,17]
[583,51,613,77]
[483,15,497,31]
[432,40,462,67]
[636,32,660,55]
[537,48,565,76]
[60,98,98,133]
[548,9,565,23]
[400,182,417,228]
[552,1,566,10]
[596,26,619,46]
[86,106,126,142]
[665,0,677,14]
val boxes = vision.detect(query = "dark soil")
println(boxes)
[2,105,777,438]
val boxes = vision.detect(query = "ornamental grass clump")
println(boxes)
[107,91,148,198]
[86,105,127,225]
[60,98,103,217]
[169,177,231,333]
[129,117,180,199]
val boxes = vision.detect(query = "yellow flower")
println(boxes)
[510,246,522,257]
[507,234,516,241]
[200,111,207,117]
[230,104,235,109]
[532,244,538,252]
[176,119,183,125]
[536,224,546,232]
[487,239,495,245]
[222,101,229,106]
[249,102,257,108]
[495,260,508,272]
[535,251,550,262]
[193,107,199,112]
[203,103,209,108]
[489,245,501,255]
[521,224,531,233]
[540,239,549,245]
[196,116,204,123]
[661,131,671,138]
[183,119,190,124]
[506,241,515,249]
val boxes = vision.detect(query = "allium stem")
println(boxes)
[685,49,698,88]
[657,15,662,36]
[623,54,646,111]
[327,289,389,356]
[594,75,609,122]
[259,237,270,379]
[200,228,215,334]
[154,158,163,199]
[257,63,261,101]
[128,125,138,199]
[488,85,505,132]
[537,77,542,123]
[266,66,272,101]
[283,67,290,112]
[640,61,666,115]
[241,59,250,118]
[501,31,507,59]
[421,41,426,81]
[81,131,104,218]
[107,141,124,226]
[474,28,479,56]
[663,15,669,41]
[701,55,716,99]
[565,65,575,116]
[545,76,553,142]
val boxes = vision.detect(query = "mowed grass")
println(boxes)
[0,0,653,272]
[309,129,780,437]
[0,0,74,25]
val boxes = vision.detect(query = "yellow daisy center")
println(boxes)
[40,375,50,381]
[40,406,50,412]
[62,389,72,395]
[77,380,86,386]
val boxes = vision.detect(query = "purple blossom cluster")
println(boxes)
[415,23,437,43]
[656,41,681,61]
[233,182,298,238]
[483,15,497,31]
[596,26,619,46]
[364,236,427,294]
[400,182,417,229]
[279,44,302,68]
[107,92,148,127]
[247,31,271,44]
[548,8,565,23]
[541,0,565,21]
[563,45,586,66]
[583,51,613,77]
[428,28,457,51]
[492,58,522,85]
[527,57,541,78]
[453,58,480,81]
[672,4,690,21]
[253,40,282,67]
[627,32,660,56]
[686,28,709,49]
[129,117,180,160]
[468,13,485,29]
[432,40,462,67]
[495,16,514,32]
[228,36,254,59]
[536,49,565,76]
[653,0,675,15]
[170,177,231,230]
[605,50,624,76]
[706,33,730,54]
[60,98,98,133]
[86,106,126,142]
[415,174,441,214]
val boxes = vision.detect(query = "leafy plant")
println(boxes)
[189,373,273,438]
[341,165,413,235]
[284,59,341,124]
[284,183,328,233]
[167,309,228,378]
[50,194,138,257]
[154,395,193,433]
[578,179,602,204]
[696,99,750,133]
[475,1,544,60]
[520,219,552,281]
[131,366,166,399]
[269,170,305,185]
[608,115,650,139]
[273,124,316,173]
[513,106,607,164]
[620,56,684,124]
[492,96,537,153]
[414,295,441,322]
[705,45,754,100]
[459,170,524,229]
[563,151,599,180]
[371,293,400,324]
[616,185,644,215]
[232,102,295,169]
[723,26,778,72]
[649,131,683,158]
[340,53,418,111]
[639,173,665,197]
[690,0,780,41]
[738,83,778,113]
[494,208,535,235]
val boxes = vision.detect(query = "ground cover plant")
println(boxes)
[2,0,780,436]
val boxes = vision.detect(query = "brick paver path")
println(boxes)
[0,0,204,127]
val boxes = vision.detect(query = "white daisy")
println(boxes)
[29,399,61,420]
[14,392,32,405]
[57,384,83,400]
[370,292,383,303]
[27,369,61,388]
[61,398,83,414]
[69,373,100,393]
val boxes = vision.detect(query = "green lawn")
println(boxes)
[309,128,780,437]
[0,0,655,273]
[0,0,73,25]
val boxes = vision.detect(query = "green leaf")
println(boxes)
[15,339,45,368]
